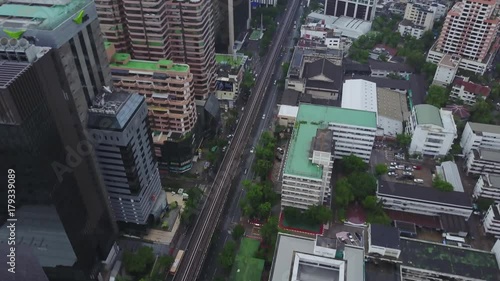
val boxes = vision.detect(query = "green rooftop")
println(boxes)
[0,0,89,30]
[215,53,244,67]
[284,104,377,179]
[110,53,189,73]
[414,104,443,127]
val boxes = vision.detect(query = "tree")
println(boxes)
[433,175,454,192]
[257,202,272,219]
[240,181,277,219]
[396,133,412,149]
[123,247,155,277]
[362,195,379,210]
[347,172,377,200]
[232,224,245,241]
[341,154,367,174]
[406,51,425,73]
[477,198,494,212]
[425,85,449,108]
[282,62,290,75]
[260,216,279,245]
[422,62,437,80]
[334,178,354,208]
[470,99,494,124]
[253,159,273,178]
[375,164,388,176]
[305,205,333,224]
[218,240,237,270]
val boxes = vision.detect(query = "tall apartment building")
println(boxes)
[88,90,166,226]
[281,104,376,209]
[325,0,377,21]
[398,3,435,39]
[474,174,500,202]
[96,0,217,101]
[427,0,500,74]
[483,204,500,237]
[460,122,500,155]
[105,44,198,172]
[406,104,457,157]
[0,40,117,281]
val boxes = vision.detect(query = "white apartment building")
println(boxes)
[277,105,299,127]
[398,3,435,38]
[465,148,500,176]
[426,0,500,74]
[473,174,500,202]
[484,204,500,237]
[377,180,473,219]
[460,122,500,156]
[340,80,408,137]
[300,24,344,50]
[406,104,457,157]
[433,54,460,86]
[281,104,377,209]
[430,2,448,18]
[450,77,490,105]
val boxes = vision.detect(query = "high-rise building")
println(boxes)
[325,0,377,21]
[398,3,435,39]
[0,40,117,281]
[96,0,217,101]
[88,90,167,226]
[105,43,199,171]
[427,0,500,74]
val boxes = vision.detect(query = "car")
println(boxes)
[389,166,396,171]
[390,162,397,166]
[396,165,405,170]
[413,165,422,170]
[403,171,412,176]
[244,168,248,174]
[414,179,424,183]
[405,166,413,171]
[388,171,397,176]
[349,238,355,243]
[222,146,227,153]
[227,134,233,139]
[348,233,353,239]
[262,114,266,119]
[274,80,277,85]
[250,147,255,153]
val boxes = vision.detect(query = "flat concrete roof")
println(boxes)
[270,234,315,281]
[376,88,408,121]
[278,105,299,118]
[341,79,378,114]
[436,161,464,192]
[110,53,189,72]
[469,122,500,135]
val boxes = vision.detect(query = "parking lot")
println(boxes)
[325,223,366,248]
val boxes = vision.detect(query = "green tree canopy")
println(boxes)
[476,198,494,212]
[240,181,277,220]
[347,172,377,200]
[218,240,237,270]
[341,154,367,174]
[425,85,449,108]
[433,175,454,192]
[232,224,245,241]
[362,195,379,210]
[396,133,412,148]
[123,247,155,277]
[470,99,494,124]
[260,216,279,246]
[305,205,333,224]
[375,164,388,176]
[334,178,354,208]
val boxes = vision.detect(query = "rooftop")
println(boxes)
[270,234,316,281]
[378,180,472,208]
[370,224,401,249]
[88,90,145,130]
[453,77,491,97]
[110,53,189,73]
[436,161,464,192]
[313,129,333,152]
[368,59,414,73]
[284,104,376,178]
[376,88,408,121]
[444,104,470,120]
[478,148,500,162]
[400,238,500,280]
[0,0,89,31]
[215,53,245,77]
[486,174,500,187]
[280,89,300,106]
[438,54,460,68]
[345,75,411,91]
[307,13,372,39]
[414,104,443,127]
[341,79,378,114]
[468,122,500,135]
[278,105,299,118]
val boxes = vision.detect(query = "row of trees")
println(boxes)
[253,131,277,179]
[283,205,333,226]
[180,187,203,225]
[240,180,278,221]
[121,247,174,281]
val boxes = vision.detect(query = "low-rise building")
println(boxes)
[277,105,299,127]
[269,233,364,281]
[484,204,500,237]
[465,149,500,176]
[430,2,448,19]
[367,224,402,260]
[214,53,246,109]
[282,104,376,209]
[436,161,464,192]
[377,180,472,218]
[398,3,435,39]
[461,122,500,156]
[432,54,461,87]
[345,75,411,94]
[306,13,372,39]
[303,59,344,101]
[450,76,490,105]
[398,19,427,39]
[474,174,500,202]
[368,59,414,78]
[377,88,409,137]
[406,104,457,157]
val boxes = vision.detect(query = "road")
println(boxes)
[171,1,301,280]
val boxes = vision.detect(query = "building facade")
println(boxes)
[432,54,460,86]
[96,0,217,101]
[427,0,499,74]
[403,3,435,31]
[215,53,247,108]
[406,105,457,157]
[88,91,166,226]
[473,174,500,202]
[483,204,500,237]
[325,0,377,21]
[0,40,117,281]
[450,77,490,105]
[460,122,500,156]
[465,148,500,176]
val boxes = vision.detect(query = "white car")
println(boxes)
[414,179,424,183]
[390,162,397,166]
[262,114,266,119]
[250,147,255,153]
[388,172,397,176]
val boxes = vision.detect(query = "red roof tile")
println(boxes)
[453,77,491,97]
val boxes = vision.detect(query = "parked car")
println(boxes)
[250,147,255,153]
[414,179,424,183]
[413,165,421,170]
[405,166,413,171]
[390,162,397,166]
[388,171,397,176]
[403,171,412,176]
[396,165,405,170]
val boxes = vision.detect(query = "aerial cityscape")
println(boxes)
[2,0,500,280]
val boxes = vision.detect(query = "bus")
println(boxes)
[445,234,465,243]
[169,250,185,275]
